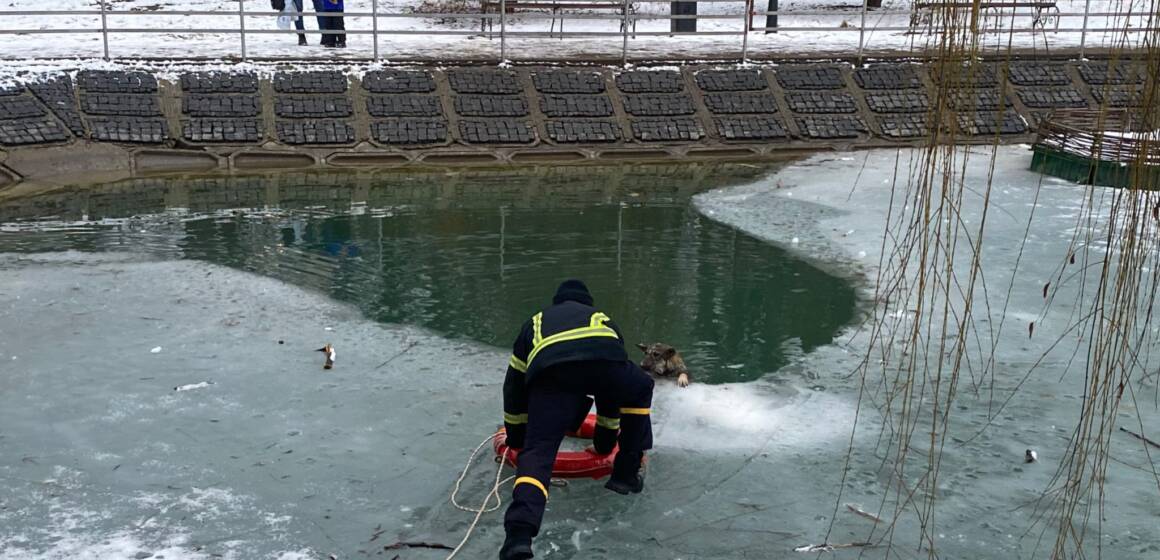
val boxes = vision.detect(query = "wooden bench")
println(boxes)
[910,1,1060,33]
[480,0,637,37]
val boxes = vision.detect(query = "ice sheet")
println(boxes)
[4,146,1160,558]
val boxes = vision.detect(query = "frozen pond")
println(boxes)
[0,163,861,560]
[2,150,1159,559]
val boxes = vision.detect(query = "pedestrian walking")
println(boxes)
[290,0,307,45]
[271,0,308,46]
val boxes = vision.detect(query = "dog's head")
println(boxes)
[636,342,681,376]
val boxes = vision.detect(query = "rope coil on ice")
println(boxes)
[446,432,512,560]
[446,431,584,558]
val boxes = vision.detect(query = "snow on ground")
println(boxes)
[0,0,1154,62]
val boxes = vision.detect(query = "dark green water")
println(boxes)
[0,164,857,382]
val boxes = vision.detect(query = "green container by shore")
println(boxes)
[1030,109,1159,191]
[1031,145,1160,190]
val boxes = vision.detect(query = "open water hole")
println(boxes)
[0,163,857,384]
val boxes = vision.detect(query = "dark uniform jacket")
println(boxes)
[502,300,628,450]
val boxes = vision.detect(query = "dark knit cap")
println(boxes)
[552,279,594,306]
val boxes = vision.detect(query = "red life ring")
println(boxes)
[493,413,617,479]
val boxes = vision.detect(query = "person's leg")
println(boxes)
[322,17,335,47]
[292,0,307,45]
[333,7,346,47]
[591,392,621,454]
[554,360,653,492]
[604,361,654,493]
[501,377,585,559]
[311,0,330,46]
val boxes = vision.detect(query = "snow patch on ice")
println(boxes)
[273,549,320,560]
[654,383,856,452]
[177,487,249,523]
[0,528,212,560]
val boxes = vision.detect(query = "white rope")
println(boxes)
[450,432,515,513]
[445,431,572,559]
[446,432,513,559]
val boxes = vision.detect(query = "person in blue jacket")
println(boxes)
[499,279,655,560]
[317,0,346,48]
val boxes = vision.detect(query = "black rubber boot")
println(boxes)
[499,525,535,560]
[605,450,644,495]
[297,34,307,46]
[604,471,644,495]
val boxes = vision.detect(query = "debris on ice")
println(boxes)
[174,382,214,392]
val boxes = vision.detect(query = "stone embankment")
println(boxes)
[0,58,1149,188]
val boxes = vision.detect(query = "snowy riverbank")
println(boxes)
[0,0,1152,61]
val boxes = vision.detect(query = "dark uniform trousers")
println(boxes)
[503,359,654,534]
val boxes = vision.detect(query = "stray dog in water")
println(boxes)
[637,342,691,388]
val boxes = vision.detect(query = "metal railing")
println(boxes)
[0,1,1156,64]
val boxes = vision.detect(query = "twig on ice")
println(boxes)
[383,541,453,551]
[1120,426,1160,449]
[845,503,883,523]
[794,542,873,553]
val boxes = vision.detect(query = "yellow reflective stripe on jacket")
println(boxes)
[589,312,610,328]
[596,415,621,430]
[526,325,619,368]
[509,355,528,373]
[619,407,650,415]
[504,412,528,425]
[531,312,544,346]
[515,476,548,498]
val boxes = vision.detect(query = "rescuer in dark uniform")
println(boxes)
[499,279,655,560]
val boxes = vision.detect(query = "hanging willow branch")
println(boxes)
[829,3,1160,559]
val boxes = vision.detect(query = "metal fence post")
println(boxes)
[238,0,248,60]
[373,0,380,61]
[500,0,507,62]
[1079,0,1092,59]
[740,0,751,64]
[99,0,110,60]
[858,0,868,63]
[622,0,630,66]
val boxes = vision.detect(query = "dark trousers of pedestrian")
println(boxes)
[503,360,654,537]
[311,0,330,46]
[291,0,306,44]
[331,8,346,47]
[313,0,346,47]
